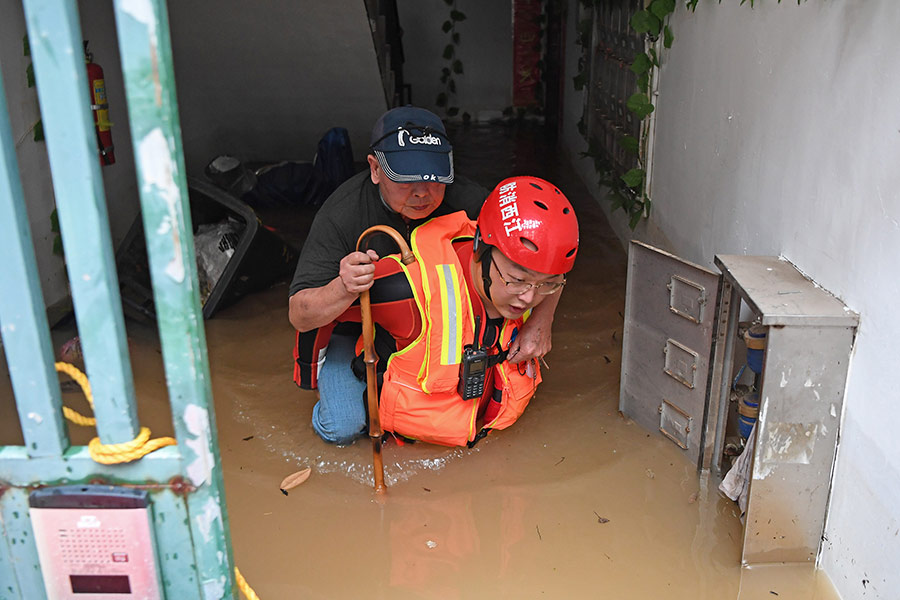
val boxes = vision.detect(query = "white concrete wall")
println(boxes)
[398,0,512,120]
[167,0,387,175]
[563,1,900,598]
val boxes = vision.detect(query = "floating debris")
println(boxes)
[593,511,610,524]
[242,435,254,441]
[425,540,437,549]
[646,469,655,479]
[279,467,312,495]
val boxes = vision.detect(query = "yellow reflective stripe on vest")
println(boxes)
[436,262,464,365]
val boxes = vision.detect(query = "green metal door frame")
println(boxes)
[0,1,236,597]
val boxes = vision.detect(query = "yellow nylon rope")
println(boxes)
[55,362,176,463]
[55,362,259,598]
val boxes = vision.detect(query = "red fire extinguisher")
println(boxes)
[84,41,115,167]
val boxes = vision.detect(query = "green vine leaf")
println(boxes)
[26,63,35,88]
[443,44,455,59]
[573,71,588,91]
[447,107,459,117]
[649,0,676,21]
[629,207,643,230]
[636,71,649,93]
[630,53,652,75]
[449,79,457,93]
[621,135,639,154]
[436,92,448,107]
[630,10,661,36]
[621,168,645,189]
[450,9,466,22]
[626,93,654,119]
[649,48,660,67]
[452,59,463,74]
[664,25,675,49]
[443,0,453,5]
[33,119,43,141]
[442,20,453,33]
[577,18,592,45]
[452,32,460,44]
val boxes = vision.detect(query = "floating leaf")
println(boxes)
[279,467,311,494]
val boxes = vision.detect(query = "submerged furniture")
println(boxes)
[620,242,858,565]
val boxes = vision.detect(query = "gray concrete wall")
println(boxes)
[1,0,386,308]
[167,0,387,175]
[398,0,512,120]
[562,1,900,598]
[0,0,139,309]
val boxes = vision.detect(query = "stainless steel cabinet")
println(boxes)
[620,242,858,565]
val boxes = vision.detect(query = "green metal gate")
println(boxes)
[0,0,237,597]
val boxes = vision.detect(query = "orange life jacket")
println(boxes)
[378,212,542,447]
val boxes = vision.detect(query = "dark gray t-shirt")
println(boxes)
[289,170,488,296]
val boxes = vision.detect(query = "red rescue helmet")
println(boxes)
[476,176,579,275]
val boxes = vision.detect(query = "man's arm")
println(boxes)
[505,289,562,364]
[289,249,378,332]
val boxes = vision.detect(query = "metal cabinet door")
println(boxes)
[619,241,721,468]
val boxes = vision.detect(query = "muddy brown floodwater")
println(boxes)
[0,122,840,599]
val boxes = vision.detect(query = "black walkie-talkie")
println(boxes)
[459,315,489,400]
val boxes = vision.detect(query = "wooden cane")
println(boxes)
[356,225,415,493]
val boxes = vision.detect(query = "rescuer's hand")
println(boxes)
[507,318,551,365]
[339,249,380,295]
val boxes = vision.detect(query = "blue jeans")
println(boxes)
[312,332,367,444]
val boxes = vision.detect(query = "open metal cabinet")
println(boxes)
[620,241,858,566]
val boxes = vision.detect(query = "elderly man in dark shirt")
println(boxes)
[289,106,562,444]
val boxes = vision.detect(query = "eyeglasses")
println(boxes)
[490,256,566,296]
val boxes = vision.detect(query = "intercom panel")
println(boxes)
[29,485,162,599]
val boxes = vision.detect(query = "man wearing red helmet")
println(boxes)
[290,106,567,445]
[294,175,578,446]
